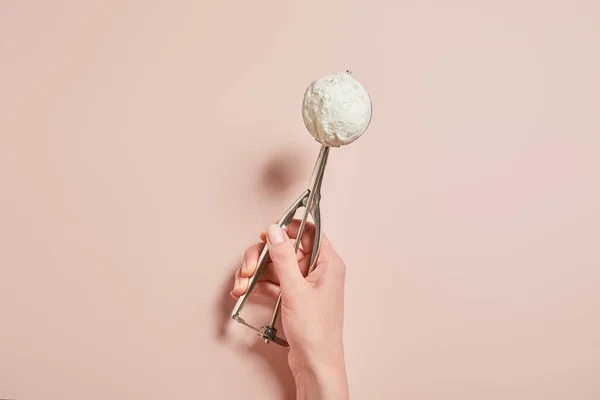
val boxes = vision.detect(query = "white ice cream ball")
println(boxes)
[302,72,372,147]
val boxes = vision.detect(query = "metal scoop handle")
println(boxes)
[231,145,329,347]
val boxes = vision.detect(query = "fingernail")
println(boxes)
[229,290,237,298]
[234,273,240,291]
[241,261,247,275]
[267,224,285,245]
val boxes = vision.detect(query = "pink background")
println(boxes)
[1,1,599,399]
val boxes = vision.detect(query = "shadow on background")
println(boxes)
[260,147,308,197]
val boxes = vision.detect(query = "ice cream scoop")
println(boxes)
[231,70,372,349]
[302,71,372,146]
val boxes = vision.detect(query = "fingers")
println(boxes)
[265,224,306,295]
[259,253,310,283]
[260,220,315,250]
[284,219,316,249]
[251,281,281,298]
[287,220,337,260]
[260,220,338,262]
[240,242,265,278]
[230,241,308,299]
[230,243,266,298]
[231,280,280,299]
[260,219,315,239]
[285,221,344,283]
[240,241,306,279]
[232,221,343,300]
[230,267,247,298]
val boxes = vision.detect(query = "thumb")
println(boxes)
[266,224,305,295]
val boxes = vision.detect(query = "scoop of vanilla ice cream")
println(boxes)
[302,72,372,147]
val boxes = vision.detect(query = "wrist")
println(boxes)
[294,359,349,400]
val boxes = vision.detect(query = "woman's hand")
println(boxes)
[231,220,349,400]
